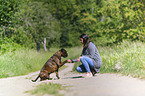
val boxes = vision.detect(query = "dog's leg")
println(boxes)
[47,74,50,80]
[56,70,60,79]
[58,60,68,67]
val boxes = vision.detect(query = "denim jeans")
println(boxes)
[76,56,94,73]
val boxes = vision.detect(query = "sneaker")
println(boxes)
[82,72,93,78]
[91,70,97,76]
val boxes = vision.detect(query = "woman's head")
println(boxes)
[80,33,90,47]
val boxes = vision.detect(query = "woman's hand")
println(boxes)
[77,56,81,62]
[67,59,72,63]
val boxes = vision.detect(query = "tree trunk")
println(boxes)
[43,38,47,51]
[36,41,40,51]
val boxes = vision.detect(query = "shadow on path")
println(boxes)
[62,76,83,80]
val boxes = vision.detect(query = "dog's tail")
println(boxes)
[32,75,40,82]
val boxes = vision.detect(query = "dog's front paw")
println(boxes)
[31,80,36,82]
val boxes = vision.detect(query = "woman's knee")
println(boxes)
[76,66,81,72]
[80,56,85,62]
[76,65,86,72]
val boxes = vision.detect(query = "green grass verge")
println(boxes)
[0,48,59,78]
[100,40,145,79]
[1,40,145,79]
[26,82,66,96]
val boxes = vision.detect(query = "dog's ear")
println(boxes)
[61,48,66,53]
[60,48,68,57]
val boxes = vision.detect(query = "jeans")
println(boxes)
[76,56,94,73]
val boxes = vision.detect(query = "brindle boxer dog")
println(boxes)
[32,48,68,82]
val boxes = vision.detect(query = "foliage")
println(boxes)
[0,0,145,51]
[1,0,61,50]
[96,0,145,43]
[44,0,100,46]
[0,38,21,55]
[0,0,20,32]
[44,0,76,47]
[18,1,61,49]
[43,0,145,47]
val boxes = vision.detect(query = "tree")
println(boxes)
[18,1,61,50]
[44,0,98,46]
[90,0,145,44]
[0,0,20,39]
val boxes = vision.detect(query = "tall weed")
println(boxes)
[100,40,145,79]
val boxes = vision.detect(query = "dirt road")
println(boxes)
[1,63,145,96]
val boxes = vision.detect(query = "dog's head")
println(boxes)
[60,48,68,58]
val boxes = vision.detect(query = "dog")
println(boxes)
[32,48,68,82]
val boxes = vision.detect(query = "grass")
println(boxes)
[1,40,145,79]
[99,40,145,79]
[26,82,66,96]
[0,48,59,78]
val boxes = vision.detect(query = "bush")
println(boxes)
[0,38,21,55]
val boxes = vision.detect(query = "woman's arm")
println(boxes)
[67,57,81,63]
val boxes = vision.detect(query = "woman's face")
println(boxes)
[80,38,83,44]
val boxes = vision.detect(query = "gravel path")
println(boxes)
[1,63,145,96]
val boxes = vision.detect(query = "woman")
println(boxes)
[68,33,102,78]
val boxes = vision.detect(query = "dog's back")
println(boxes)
[41,56,59,73]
